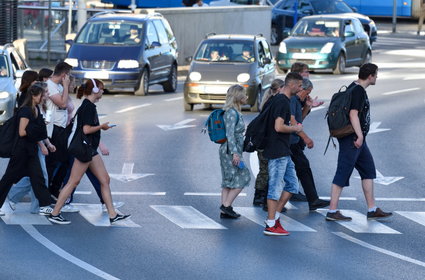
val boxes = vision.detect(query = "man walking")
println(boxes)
[262,73,303,236]
[326,63,392,221]
[418,0,425,35]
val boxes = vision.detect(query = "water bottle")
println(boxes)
[237,161,245,169]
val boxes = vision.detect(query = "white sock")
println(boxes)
[275,212,280,220]
[368,206,377,212]
[266,219,276,227]
[328,209,338,213]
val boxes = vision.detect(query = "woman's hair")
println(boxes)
[21,82,46,116]
[223,84,246,112]
[259,78,284,111]
[38,68,53,81]
[76,79,104,99]
[19,70,39,93]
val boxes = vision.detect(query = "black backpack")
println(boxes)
[0,114,19,158]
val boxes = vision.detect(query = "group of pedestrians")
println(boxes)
[217,62,392,236]
[0,62,130,225]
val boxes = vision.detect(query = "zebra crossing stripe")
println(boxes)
[395,211,425,227]
[233,207,316,232]
[317,210,401,234]
[151,205,226,229]
[77,204,140,227]
[1,203,51,225]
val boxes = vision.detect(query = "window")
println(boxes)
[146,22,159,46]
[153,20,169,44]
[257,42,265,65]
[194,40,255,63]
[75,21,144,45]
[0,55,9,77]
[261,40,272,59]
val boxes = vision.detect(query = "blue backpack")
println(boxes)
[203,108,238,144]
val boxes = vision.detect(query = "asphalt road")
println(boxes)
[1,31,425,279]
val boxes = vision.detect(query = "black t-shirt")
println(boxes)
[18,106,47,143]
[17,89,28,108]
[78,99,100,150]
[349,82,370,135]
[263,94,292,159]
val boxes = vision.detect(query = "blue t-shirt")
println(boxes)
[290,95,303,144]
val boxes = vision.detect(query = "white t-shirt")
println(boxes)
[46,79,68,136]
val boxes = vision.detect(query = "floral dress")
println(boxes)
[219,108,251,189]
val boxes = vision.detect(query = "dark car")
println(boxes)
[271,0,377,45]
[184,34,275,111]
[276,15,372,74]
[65,12,178,95]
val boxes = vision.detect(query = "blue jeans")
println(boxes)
[8,146,48,213]
[267,156,299,200]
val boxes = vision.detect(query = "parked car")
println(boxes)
[65,11,178,95]
[184,34,275,111]
[271,0,377,45]
[0,44,30,124]
[276,15,372,74]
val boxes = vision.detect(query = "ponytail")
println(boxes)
[76,79,104,99]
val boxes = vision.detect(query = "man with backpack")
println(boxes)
[326,63,392,221]
[262,73,303,236]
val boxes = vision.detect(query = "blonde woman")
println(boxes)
[254,79,285,209]
[219,85,251,219]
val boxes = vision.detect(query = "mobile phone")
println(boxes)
[108,124,117,128]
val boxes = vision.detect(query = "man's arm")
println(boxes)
[49,76,70,108]
[275,117,302,134]
[349,109,363,148]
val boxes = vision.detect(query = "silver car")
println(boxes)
[184,34,275,111]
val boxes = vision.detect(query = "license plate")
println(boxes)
[204,85,229,94]
[84,71,109,79]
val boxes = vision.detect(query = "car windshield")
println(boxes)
[292,19,341,37]
[75,21,144,45]
[194,40,255,63]
[310,0,353,14]
[0,55,9,77]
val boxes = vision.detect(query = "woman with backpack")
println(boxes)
[0,84,54,216]
[48,79,131,225]
[219,85,251,219]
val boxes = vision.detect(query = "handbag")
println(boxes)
[0,114,18,158]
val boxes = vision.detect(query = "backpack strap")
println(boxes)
[323,135,336,155]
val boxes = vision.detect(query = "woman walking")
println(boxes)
[219,85,251,219]
[48,79,130,225]
[0,84,53,216]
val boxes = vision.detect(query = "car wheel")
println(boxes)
[333,53,346,75]
[250,87,263,112]
[363,50,372,65]
[162,64,177,93]
[135,68,149,96]
[271,25,279,45]
[184,102,194,111]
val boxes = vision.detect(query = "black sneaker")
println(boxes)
[326,211,352,221]
[309,199,330,211]
[220,212,238,219]
[48,214,71,225]
[367,208,392,220]
[290,192,307,202]
[253,190,266,206]
[220,205,241,218]
[110,214,131,224]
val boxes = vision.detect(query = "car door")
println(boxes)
[144,21,162,81]
[259,40,275,91]
[352,18,369,62]
[342,20,359,65]
[152,19,173,79]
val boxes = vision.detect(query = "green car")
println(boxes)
[184,34,275,111]
[277,14,372,74]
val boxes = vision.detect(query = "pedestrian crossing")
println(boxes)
[2,202,425,235]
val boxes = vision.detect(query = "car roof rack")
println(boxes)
[205,32,216,38]
[2,43,14,51]
[92,11,115,18]
[138,9,163,17]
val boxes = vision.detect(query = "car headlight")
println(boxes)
[237,73,250,83]
[189,72,202,82]
[117,60,139,69]
[320,43,334,54]
[64,58,78,67]
[279,42,287,54]
[0,91,10,99]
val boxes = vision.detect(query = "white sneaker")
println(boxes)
[39,206,54,216]
[0,209,5,216]
[61,204,80,213]
[102,201,125,212]
[8,200,16,211]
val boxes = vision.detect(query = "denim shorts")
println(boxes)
[333,135,376,187]
[267,156,299,200]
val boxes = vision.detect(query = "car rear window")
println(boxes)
[194,40,255,63]
[75,21,144,45]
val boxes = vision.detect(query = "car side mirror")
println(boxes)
[344,31,355,37]
[65,39,74,45]
[262,57,271,65]
[186,56,193,63]
[151,41,161,48]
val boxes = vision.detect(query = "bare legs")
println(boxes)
[267,191,292,220]
[221,187,243,207]
[329,179,375,210]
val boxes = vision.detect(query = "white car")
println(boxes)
[0,44,30,124]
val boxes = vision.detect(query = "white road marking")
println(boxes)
[395,211,425,226]
[184,192,247,196]
[1,203,51,225]
[354,170,404,185]
[317,209,401,234]
[319,196,357,201]
[77,204,140,227]
[150,205,226,229]
[382,87,420,95]
[233,207,316,232]
[111,192,166,196]
[115,103,151,113]
[310,105,326,112]
[109,162,154,183]
[334,231,425,268]
[376,198,425,202]
[385,49,425,58]
[75,191,92,195]
[367,122,391,134]
[157,119,197,131]
[21,225,120,280]
[403,74,425,80]
[249,151,259,178]
[164,96,183,102]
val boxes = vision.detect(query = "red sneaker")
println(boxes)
[263,220,290,236]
